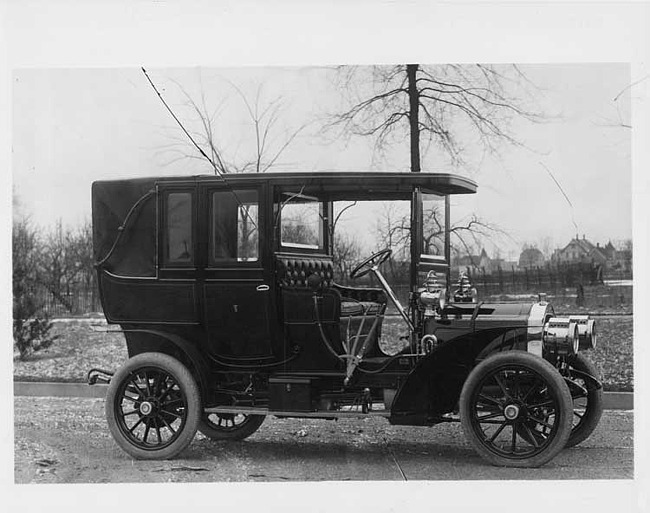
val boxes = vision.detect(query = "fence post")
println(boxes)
[481,267,490,296]
[498,266,504,293]
[524,267,530,290]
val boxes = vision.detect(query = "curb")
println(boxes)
[14,382,108,399]
[602,392,634,411]
[13,382,634,410]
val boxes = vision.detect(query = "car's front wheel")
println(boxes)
[105,352,201,460]
[459,351,573,468]
[564,354,604,448]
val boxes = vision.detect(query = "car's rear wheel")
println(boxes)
[199,412,265,441]
[564,354,603,448]
[106,352,201,460]
[459,351,572,468]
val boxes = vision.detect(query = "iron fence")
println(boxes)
[29,284,102,318]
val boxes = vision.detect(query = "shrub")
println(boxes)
[13,218,59,359]
[13,315,58,359]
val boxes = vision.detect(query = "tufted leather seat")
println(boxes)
[275,255,334,288]
[275,254,387,358]
[275,255,386,313]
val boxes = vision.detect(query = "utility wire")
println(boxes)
[141,67,257,230]
[540,161,579,235]
[142,67,220,173]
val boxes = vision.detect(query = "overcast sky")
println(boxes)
[12,63,631,260]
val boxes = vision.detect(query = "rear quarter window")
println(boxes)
[164,192,193,265]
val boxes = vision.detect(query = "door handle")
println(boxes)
[256,284,270,292]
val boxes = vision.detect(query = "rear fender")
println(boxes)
[122,329,210,399]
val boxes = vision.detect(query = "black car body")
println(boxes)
[90,171,602,467]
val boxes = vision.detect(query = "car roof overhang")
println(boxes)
[101,171,477,201]
[189,171,477,201]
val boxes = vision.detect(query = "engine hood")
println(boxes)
[445,301,555,331]
[474,302,535,319]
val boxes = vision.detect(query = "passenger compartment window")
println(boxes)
[211,189,259,263]
[280,194,323,250]
[164,192,193,265]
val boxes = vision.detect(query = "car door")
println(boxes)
[201,185,275,358]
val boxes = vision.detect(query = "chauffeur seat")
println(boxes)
[340,301,384,316]
[275,255,388,356]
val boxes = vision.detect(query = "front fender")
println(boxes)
[389,333,486,425]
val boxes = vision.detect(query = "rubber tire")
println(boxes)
[459,351,573,468]
[565,354,603,448]
[106,352,201,460]
[199,413,265,441]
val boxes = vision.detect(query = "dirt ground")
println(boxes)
[13,396,634,484]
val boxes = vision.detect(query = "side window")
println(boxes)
[164,192,193,265]
[279,194,324,251]
[211,189,259,264]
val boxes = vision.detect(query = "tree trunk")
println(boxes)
[407,64,420,173]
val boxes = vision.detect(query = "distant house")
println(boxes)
[453,248,506,274]
[518,247,545,269]
[601,241,633,272]
[600,241,617,261]
[612,248,633,272]
[453,248,488,274]
[551,235,607,266]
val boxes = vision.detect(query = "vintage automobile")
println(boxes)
[89,171,602,468]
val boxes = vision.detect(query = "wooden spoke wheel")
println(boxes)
[564,354,604,448]
[459,351,572,468]
[106,352,201,460]
[199,412,265,441]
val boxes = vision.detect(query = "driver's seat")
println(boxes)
[335,284,387,316]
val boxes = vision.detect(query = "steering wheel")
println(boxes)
[350,248,393,279]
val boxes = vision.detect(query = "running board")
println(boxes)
[204,405,391,419]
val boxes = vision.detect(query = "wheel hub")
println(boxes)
[504,403,520,421]
[139,401,154,415]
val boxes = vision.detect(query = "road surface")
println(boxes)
[13,396,633,484]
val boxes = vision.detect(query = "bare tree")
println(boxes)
[594,75,645,130]
[375,201,506,279]
[330,64,539,172]
[332,232,362,284]
[374,203,410,281]
[150,74,312,256]
[66,220,97,295]
[330,64,534,268]
[38,221,71,311]
[157,77,309,175]
[37,220,96,313]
